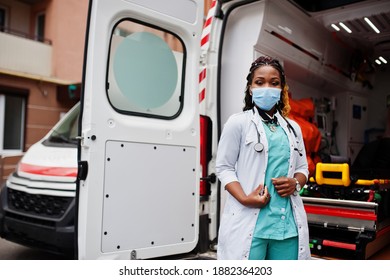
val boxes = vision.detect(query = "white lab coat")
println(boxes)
[216,109,311,260]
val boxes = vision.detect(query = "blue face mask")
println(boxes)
[251,87,281,111]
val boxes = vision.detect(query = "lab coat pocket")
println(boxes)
[245,132,258,152]
[218,208,243,246]
[245,133,257,145]
[291,195,308,225]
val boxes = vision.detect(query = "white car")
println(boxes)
[0,102,79,256]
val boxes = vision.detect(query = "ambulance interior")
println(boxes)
[216,0,390,259]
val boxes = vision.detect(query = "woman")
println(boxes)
[216,56,310,260]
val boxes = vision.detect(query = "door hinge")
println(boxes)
[78,161,88,180]
[131,250,137,260]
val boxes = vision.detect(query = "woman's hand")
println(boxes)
[271,177,295,197]
[225,182,270,208]
[243,184,270,208]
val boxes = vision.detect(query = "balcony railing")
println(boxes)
[0,26,52,45]
[0,27,52,77]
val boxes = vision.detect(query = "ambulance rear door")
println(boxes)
[77,0,203,259]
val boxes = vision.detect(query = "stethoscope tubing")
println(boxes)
[253,109,303,156]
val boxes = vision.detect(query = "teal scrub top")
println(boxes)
[253,122,298,240]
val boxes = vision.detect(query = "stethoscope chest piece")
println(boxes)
[254,142,264,153]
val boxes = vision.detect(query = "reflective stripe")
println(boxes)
[199,0,217,102]
[19,162,77,177]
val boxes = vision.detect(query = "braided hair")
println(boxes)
[243,56,290,117]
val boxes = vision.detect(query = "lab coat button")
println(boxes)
[281,215,285,220]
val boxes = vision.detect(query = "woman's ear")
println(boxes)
[247,85,252,95]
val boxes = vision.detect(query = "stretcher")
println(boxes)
[302,162,390,259]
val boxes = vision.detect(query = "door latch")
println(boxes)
[200,173,216,183]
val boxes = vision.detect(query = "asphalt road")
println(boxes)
[1,234,389,260]
[0,237,72,260]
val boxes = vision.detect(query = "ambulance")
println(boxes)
[0,102,79,256]
[1,0,390,260]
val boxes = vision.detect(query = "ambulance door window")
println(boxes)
[107,19,184,119]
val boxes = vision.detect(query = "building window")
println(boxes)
[36,13,45,42]
[0,6,7,32]
[0,94,26,154]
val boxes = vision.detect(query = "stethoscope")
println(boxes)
[252,108,303,157]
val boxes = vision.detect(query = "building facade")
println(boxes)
[0,0,88,181]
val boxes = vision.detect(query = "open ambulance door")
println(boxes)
[76,0,204,259]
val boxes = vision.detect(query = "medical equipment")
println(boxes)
[252,108,303,157]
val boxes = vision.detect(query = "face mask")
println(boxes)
[251,87,281,111]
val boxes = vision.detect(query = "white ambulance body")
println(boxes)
[78,0,390,260]
[1,0,389,260]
